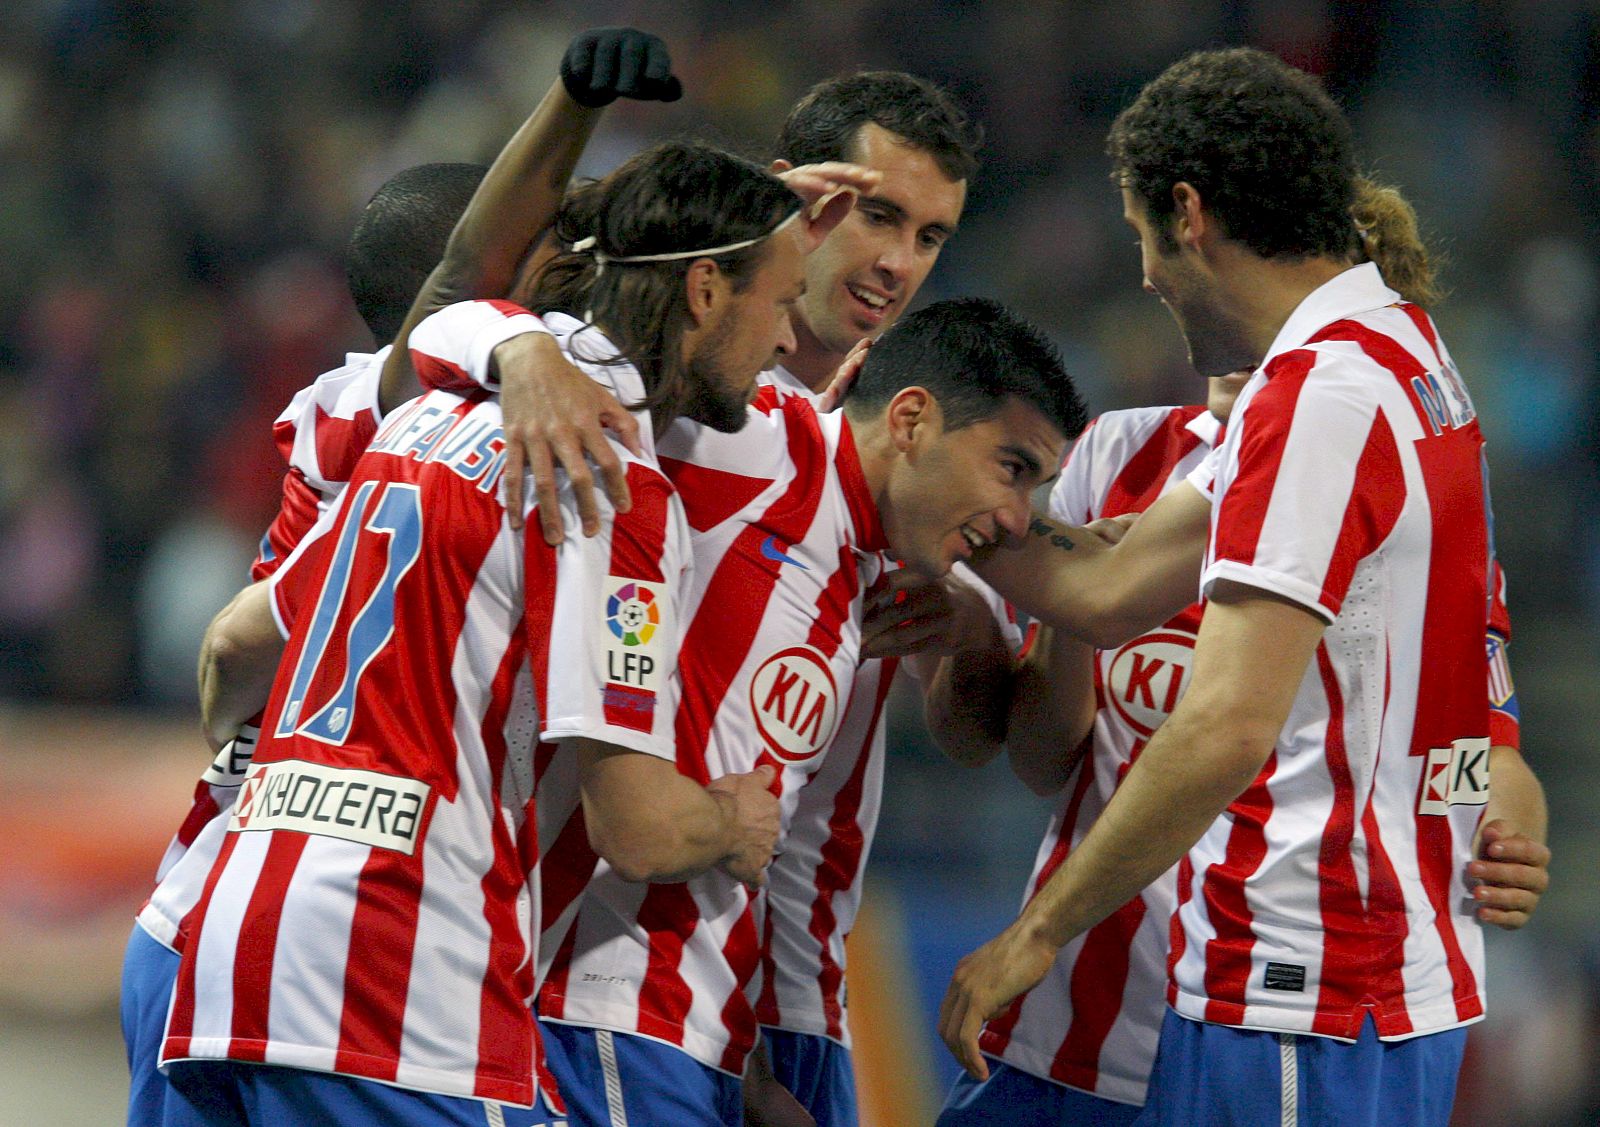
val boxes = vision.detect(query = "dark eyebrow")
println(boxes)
[859,194,959,239]
[999,443,1043,478]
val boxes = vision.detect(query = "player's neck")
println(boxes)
[1223,252,1353,360]
[780,319,844,392]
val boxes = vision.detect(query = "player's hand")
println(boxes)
[938,921,1058,1081]
[814,338,870,414]
[742,1059,815,1127]
[709,764,781,889]
[1467,819,1551,929]
[860,568,999,659]
[777,163,881,253]
[492,331,641,545]
[560,28,682,108]
[1084,512,1138,546]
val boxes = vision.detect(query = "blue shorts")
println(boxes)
[938,1058,1141,1126]
[122,921,182,1126]
[539,1019,740,1126]
[1141,1009,1468,1126]
[762,1027,858,1126]
[160,1060,564,1126]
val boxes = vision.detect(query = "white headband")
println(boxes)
[572,209,801,278]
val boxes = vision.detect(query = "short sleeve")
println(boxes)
[1047,418,1101,524]
[410,300,551,394]
[1203,350,1405,622]
[527,462,688,760]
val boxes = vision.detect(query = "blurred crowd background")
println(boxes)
[2,1,1596,1123]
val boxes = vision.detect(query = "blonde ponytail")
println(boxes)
[1350,176,1441,306]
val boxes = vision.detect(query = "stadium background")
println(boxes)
[1,2,1595,1122]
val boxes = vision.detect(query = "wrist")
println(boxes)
[1017,895,1078,951]
[473,309,551,389]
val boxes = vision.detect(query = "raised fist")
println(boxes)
[561,27,682,108]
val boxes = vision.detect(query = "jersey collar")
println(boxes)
[834,417,890,553]
[1261,262,1404,366]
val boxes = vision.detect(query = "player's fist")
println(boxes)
[561,28,682,108]
[708,764,781,888]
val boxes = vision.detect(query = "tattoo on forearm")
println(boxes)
[1028,517,1076,552]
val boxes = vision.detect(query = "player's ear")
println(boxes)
[770,158,793,175]
[683,257,724,327]
[1171,182,1208,249]
[885,386,937,453]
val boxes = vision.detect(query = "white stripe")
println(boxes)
[1278,1033,1298,1127]
[483,1101,506,1127]
[597,1029,629,1127]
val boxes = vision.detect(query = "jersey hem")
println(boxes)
[1167,987,1486,1043]
[982,1050,1146,1108]
[159,1037,536,1107]
[537,1012,745,1079]
[757,1021,852,1052]
[133,908,180,952]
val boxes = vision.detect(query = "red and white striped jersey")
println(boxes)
[138,352,392,952]
[161,310,688,1108]
[747,363,1023,1049]
[1173,263,1492,1041]
[981,405,1214,1105]
[538,385,895,1077]
[252,348,391,580]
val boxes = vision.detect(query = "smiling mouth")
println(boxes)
[960,524,989,552]
[846,282,891,312]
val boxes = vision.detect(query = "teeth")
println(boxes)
[961,525,985,549]
[848,284,889,310]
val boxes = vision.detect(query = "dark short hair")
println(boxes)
[1108,48,1358,260]
[345,162,487,343]
[525,140,798,424]
[848,297,1087,439]
[776,71,981,183]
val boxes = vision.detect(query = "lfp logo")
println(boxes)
[607,582,660,646]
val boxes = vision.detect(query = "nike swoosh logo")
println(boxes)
[760,535,808,570]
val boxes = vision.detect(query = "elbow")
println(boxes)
[587,818,681,884]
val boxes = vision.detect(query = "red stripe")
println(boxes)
[525,529,560,729]
[334,808,433,1078]
[1210,351,1316,569]
[253,469,323,581]
[801,656,897,1040]
[1309,644,1377,1036]
[476,631,537,1095]
[410,349,475,396]
[834,418,890,551]
[805,546,863,658]
[1199,753,1278,1024]
[313,403,380,487]
[1317,411,1404,612]
[1051,893,1146,1089]
[606,466,676,585]
[1166,853,1194,1007]
[673,398,828,781]
[632,883,700,1044]
[228,832,311,1059]
[1103,406,1206,516]
[717,903,764,1071]
[981,754,1097,1055]
[657,458,774,533]
[1331,321,1487,1020]
[539,809,599,935]
[1358,799,1414,1036]
[162,827,247,1059]
[537,920,581,1020]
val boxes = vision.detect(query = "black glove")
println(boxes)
[560,27,682,108]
